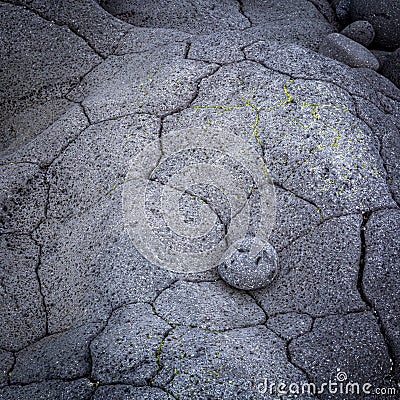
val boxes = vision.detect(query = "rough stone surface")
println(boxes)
[156,325,312,399]
[253,215,365,316]
[380,114,400,204]
[90,303,170,385]
[154,281,265,330]
[115,27,190,55]
[341,20,375,47]
[2,105,90,167]
[269,186,322,251]
[0,235,46,351]
[1,0,400,397]
[0,164,47,234]
[363,210,400,379]
[267,313,313,340]
[245,39,399,103]
[47,114,159,220]
[353,96,400,205]
[92,386,174,400]
[0,3,100,155]
[372,49,393,70]
[0,350,13,386]
[38,189,174,333]
[0,379,93,400]
[290,312,395,398]
[11,324,100,384]
[67,51,216,123]
[350,0,400,49]
[8,0,131,57]
[381,48,400,88]
[218,238,279,290]
[99,0,249,34]
[319,33,380,70]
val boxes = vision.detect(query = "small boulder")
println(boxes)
[341,20,375,47]
[218,237,279,291]
[319,33,380,70]
[350,0,400,50]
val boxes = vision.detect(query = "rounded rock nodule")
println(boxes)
[341,20,375,47]
[319,32,380,70]
[218,237,279,291]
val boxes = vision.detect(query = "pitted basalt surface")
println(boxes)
[1,0,399,398]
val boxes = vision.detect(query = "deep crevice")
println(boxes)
[183,41,191,59]
[285,338,321,400]
[358,211,397,380]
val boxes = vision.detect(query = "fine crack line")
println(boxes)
[35,243,48,336]
[4,0,105,59]
[237,0,252,27]
[6,352,16,385]
[183,41,191,59]
[273,180,323,219]
[358,211,397,380]
[286,338,322,400]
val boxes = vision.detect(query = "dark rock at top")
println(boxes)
[335,0,351,25]
[341,20,375,47]
[371,50,393,69]
[350,0,400,49]
[380,48,400,88]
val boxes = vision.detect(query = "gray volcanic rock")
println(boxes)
[218,238,279,290]
[0,350,13,386]
[99,0,249,34]
[380,48,400,88]
[11,324,101,384]
[319,32,380,70]
[0,3,100,155]
[267,313,313,340]
[156,326,311,399]
[252,215,365,317]
[0,236,46,351]
[363,210,400,379]
[154,281,266,330]
[350,0,400,49]
[90,303,170,385]
[6,0,131,57]
[0,379,94,400]
[289,312,394,393]
[0,163,47,234]
[341,20,375,47]
[1,0,400,397]
[93,386,174,400]
[371,50,393,69]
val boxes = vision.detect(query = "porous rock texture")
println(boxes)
[1,1,399,399]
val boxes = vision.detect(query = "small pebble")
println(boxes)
[341,20,375,47]
[218,237,279,291]
[319,32,380,70]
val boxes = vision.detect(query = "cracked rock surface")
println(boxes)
[1,0,399,399]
